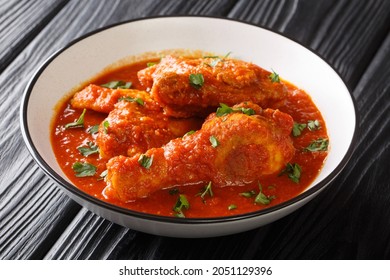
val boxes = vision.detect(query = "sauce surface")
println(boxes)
[51,59,328,218]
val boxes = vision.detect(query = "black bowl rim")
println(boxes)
[20,15,359,225]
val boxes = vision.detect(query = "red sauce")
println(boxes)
[51,60,328,218]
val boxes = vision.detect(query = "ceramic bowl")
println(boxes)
[20,16,357,238]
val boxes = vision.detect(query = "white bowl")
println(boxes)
[20,16,357,238]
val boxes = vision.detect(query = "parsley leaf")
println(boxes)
[118,96,144,106]
[72,162,97,177]
[183,130,196,137]
[146,62,156,67]
[269,69,280,83]
[189,73,204,89]
[305,138,329,152]
[102,120,109,134]
[173,194,189,218]
[138,154,153,169]
[228,204,237,210]
[209,135,219,148]
[254,183,275,205]
[239,190,257,198]
[292,122,307,137]
[280,163,302,183]
[196,182,213,203]
[216,103,234,116]
[87,124,99,135]
[77,142,99,156]
[65,108,86,129]
[101,80,132,89]
[307,120,321,131]
[216,103,255,117]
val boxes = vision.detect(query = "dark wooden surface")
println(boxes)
[0,0,389,260]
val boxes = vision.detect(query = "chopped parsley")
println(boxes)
[280,163,302,183]
[239,190,257,198]
[307,120,321,131]
[72,162,97,177]
[239,183,275,205]
[65,108,86,129]
[292,122,307,137]
[146,62,156,67]
[183,130,196,137]
[118,96,144,106]
[292,119,321,137]
[173,194,189,218]
[77,142,99,156]
[305,138,329,152]
[87,124,99,135]
[101,80,132,89]
[209,135,219,148]
[102,120,109,134]
[204,51,232,68]
[216,103,255,117]
[138,154,153,169]
[228,204,237,210]
[254,183,275,205]
[189,73,204,89]
[196,182,213,203]
[269,69,280,83]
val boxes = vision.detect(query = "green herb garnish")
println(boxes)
[216,103,255,117]
[101,80,132,89]
[305,138,329,152]
[77,142,99,156]
[87,124,99,135]
[103,120,109,134]
[269,69,280,83]
[204,52,232,68]
[307,120,321,131]
[196,182,213,202]
[209,135,219,148]
[138,154,153,169]
[72,162,97,177]
[292,122,307,137]
[254,183,275,205]
[239,190,257,198]
[65,108,86,129]
[146,62,156,67]
[173,194,189,218]
[228,204,237,210]
[280,163,302,183]
[189,73,204,89]
[118,96,144,106]
[183,130,196,137]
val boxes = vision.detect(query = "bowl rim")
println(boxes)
[20,15,359,225]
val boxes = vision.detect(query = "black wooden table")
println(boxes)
[1,0,389,260]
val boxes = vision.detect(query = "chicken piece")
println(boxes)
[104,102,295,202]
[138,55,288,117]
[70,84,159,113]
[96,95,202,159]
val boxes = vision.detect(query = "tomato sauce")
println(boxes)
[51,59,328,218]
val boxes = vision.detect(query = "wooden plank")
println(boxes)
[0,0,68,73]
[229,0,390,89]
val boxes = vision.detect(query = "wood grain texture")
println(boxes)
[0,0,68,73]
[0,0,389,260]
